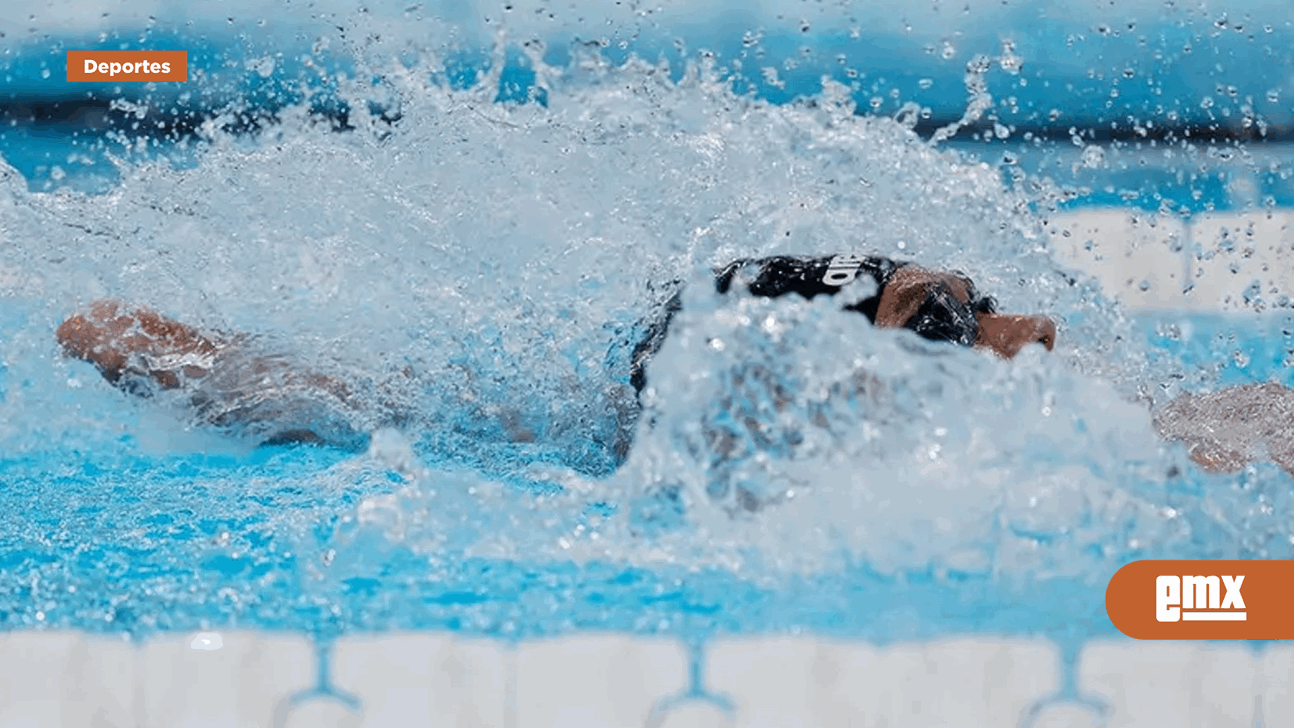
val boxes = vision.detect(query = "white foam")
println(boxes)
[0,41,1271,597]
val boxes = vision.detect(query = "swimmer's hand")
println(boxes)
[57,299,221,389]
[57,300,359,446]
[1154,382,1294,476]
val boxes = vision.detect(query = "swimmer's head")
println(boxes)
[876,266,1055,359]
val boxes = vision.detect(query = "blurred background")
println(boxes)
[4,0,1292,209]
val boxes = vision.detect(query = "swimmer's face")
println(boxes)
[874,266,1056,359]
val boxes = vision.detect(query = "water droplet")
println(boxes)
[190,632,224,650]
[998,40,1022,75]
[246,56,275,78]
[1079,145,1106,169]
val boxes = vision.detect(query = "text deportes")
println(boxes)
[83,59,171,76]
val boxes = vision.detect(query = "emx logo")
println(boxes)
[1156,575,1245,622]
[1107,561,1293,639]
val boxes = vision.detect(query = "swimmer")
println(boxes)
[627,254,1056,392]
[55,255,1293,476]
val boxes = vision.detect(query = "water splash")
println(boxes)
[0,47,1285,634]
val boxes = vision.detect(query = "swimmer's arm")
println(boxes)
[56,299,351,400]
[57,300,362,446]
[56,299,221,389]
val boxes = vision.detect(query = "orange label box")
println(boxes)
[1106,560,1294,639]
[66,51,187,82]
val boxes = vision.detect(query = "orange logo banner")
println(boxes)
[66,51,187,82]
[1106,560,1294,639]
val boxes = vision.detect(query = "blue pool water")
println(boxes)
[2,0,1293,659]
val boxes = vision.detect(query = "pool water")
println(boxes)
[2,0,1294,697]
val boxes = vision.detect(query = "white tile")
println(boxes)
[707,637,1059,728]
[277,695,363,728]
[705,638,870,728]
[1255,645,1294,723]
[1028,702,1107,728]
[140,631,315,728]
[651,700,734,728]
[1189,212,1294,310]
[331,634,507,728]
[1045,210,1192,310]
[1078,641,1258,728]
[23,630,1294,728]
[0,631,136,728]
[515,635,689,728]
[1046,209,1294,311]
